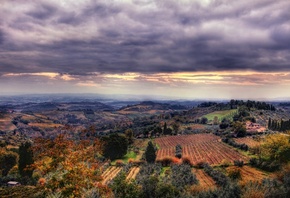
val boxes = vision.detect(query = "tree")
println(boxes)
[110,171,141,198]
[213,116,219,125]
[233,121,246,137]
[152,126,162,137]
[175,144,182,159]
[125,129,134,145]
[141,175,159,198]
[145,141,156,163]
[220,118,230,129]
[171,164,197,190]
[261,134,290,163]
[164,128,173,135]
[163,122,167,134]
[156,183,180,198]
[200,117,208,124]
[0,149,17,176]
[172,122,180,135]
[101,133,128,160]
[18,141,34,177]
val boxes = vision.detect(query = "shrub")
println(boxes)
[249,158,258,166]
[189,185,206,196]
[220,159,231,167]
[156,157,173,167]
[175,144,182,159]
[128,158,134,164]
[195,161,206,168]
[181,156,192,166]
[115,160,125,167]
[249,158,281,172]
[242,182,265,198]
[234,160,244,167]
[171,164,198,190]
[204,163,229,187]
[228,167,242,180]
[222,138,249,151]
[172,157,181,164]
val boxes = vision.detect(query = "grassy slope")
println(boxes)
[203,109,237,121]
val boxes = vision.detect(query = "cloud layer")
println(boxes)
[1,0,290,76]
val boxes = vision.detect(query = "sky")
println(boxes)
[0,0,290,99]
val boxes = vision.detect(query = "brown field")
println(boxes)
[155,134,249,165]
[21,114,38,121]
[101,166,122,185]
[226,165,271,184]
[126,167,140,181]
[0,115,17,131]
[28,123,63,129]
[234,137,262,148]
[193,168,216,189]
[182,124,206,130]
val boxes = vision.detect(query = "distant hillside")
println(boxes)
[9,102,114,112]
[119,101,188,112]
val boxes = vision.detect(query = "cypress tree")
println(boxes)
[18,142,34,177]
[163,122,167,134]
[145,141,156,163]
[268,118,272,129]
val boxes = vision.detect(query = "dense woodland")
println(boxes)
[1,99,290,197]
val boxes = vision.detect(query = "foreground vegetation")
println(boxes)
[1,99,290,197]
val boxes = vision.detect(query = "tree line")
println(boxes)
[268,118,290,131]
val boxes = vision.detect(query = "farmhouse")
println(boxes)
[246,121,265,132]
[7,181,20,186]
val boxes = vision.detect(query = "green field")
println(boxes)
[203,109,237,122]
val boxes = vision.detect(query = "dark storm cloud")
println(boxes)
[0,0,290,75]
[0,29,4,45]
[26,3,57,20]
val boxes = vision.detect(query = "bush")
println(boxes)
[249,157,281,172]
[228,167,242,180]
[195,161,207,169]
[175,144,182,159]
[220,159,231,167]
[171,164,198,190]
[203,163,229,187]
[249,157,258,166]
[115,160,125,167]
[181,156,192,166]
[234,160,244,167]
[156,157,174,167]
[222,138,249,151]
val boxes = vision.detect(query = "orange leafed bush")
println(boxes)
[115,160,125,167]
[172,157,181,164]
[38,178,46,186]
[128,158,134,164]
[156,156,181,166]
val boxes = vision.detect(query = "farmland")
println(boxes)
[126,167,140,181]
[155,134,248,165]
[226,165,271,183]
[193,168,216,189]
[101,166,123,185]
[0,114,17,132]
[234,137,263,148]
[203,109,237,122]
